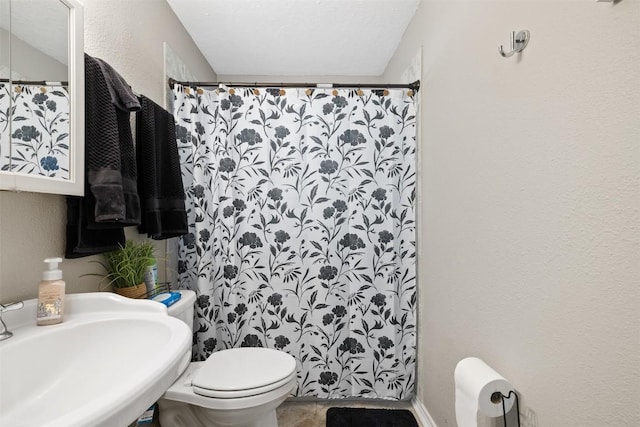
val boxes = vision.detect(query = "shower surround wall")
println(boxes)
[384,1,640,426]
[0,0,216,303]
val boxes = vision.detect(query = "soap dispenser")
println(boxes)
[37,257,66,326]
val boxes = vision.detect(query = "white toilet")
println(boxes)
[158,290,297,427]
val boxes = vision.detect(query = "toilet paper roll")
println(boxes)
[454,357,515,427]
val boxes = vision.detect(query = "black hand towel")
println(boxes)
[136,95,188,240]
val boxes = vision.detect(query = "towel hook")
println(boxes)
[499,30,530,57]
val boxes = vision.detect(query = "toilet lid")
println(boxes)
[192,348,296,396]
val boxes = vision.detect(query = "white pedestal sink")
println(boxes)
[0,292,191,427]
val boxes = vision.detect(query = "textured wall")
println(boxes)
[0,0,216,303]
[384,1,640,426]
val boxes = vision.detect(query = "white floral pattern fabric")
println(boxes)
[0,83,70,178]
[173,84,417,399]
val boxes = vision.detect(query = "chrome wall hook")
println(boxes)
[499,30,530,57]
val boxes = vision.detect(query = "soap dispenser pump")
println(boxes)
[37,257,66,326]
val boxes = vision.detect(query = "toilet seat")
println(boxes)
[191,348,297,399]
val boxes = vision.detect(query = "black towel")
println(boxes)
[65,197,125,258]
[83,53,140,226]
[136,95,188,240]
[88,56,141,227]
[65,54,140,258]
[94,57,141,112]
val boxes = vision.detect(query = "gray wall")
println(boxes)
[384,1,640,426]
[0,0,216,303]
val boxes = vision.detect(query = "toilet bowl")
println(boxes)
[158,290,296,427]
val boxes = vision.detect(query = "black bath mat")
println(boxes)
[326,407,419,427]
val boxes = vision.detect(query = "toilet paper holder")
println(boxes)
[490,390,521,427]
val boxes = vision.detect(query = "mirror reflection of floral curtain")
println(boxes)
[0,84,69,177]
[0,83,8,165]
[173,84,417,399]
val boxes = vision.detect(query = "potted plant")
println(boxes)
[100,240,156,299]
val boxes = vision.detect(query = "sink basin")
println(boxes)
[0,292,191,427]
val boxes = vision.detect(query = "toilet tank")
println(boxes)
[167,290,197,332]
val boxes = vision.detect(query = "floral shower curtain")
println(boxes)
[172,84,417,399]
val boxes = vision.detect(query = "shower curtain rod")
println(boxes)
[0,78,68,86]
[168,77,420,93]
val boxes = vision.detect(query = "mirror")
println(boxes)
[0,0,84,195]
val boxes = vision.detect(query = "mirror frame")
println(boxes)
[0,0,84,196]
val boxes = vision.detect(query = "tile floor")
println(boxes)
[139,398,420,427]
